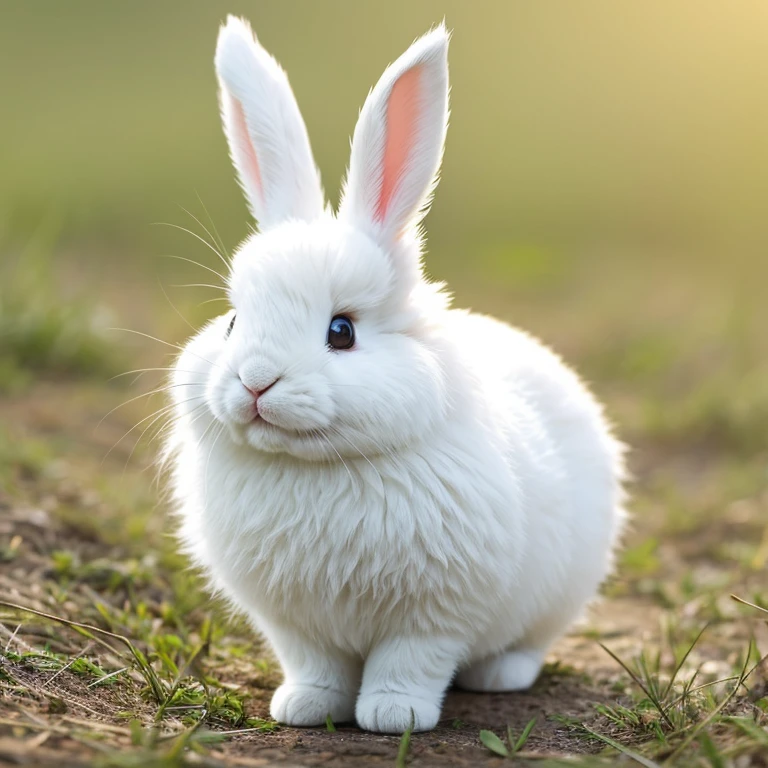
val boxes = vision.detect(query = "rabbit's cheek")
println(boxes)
[258,388,334,432]
[245,372,334,432]
[207,374,258,427]
[228,395,258,424]
[226,381,260,424]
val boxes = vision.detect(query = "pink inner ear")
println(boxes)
[375,66,422,222]
[230,94,263,204]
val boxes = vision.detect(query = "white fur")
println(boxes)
[338,26,448,247]
[216,16,324,228]
[165,19,626,734]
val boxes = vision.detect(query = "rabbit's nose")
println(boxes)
[242,378,279,403]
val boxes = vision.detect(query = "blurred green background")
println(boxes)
[1,0,767,446]
[3,1,768,254]
[0,0,768,252]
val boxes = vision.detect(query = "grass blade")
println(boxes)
[724,716,768,746]
[395,710,415,768]
[514,717,537,752]
[580,724,661,768]
[666,640,756,762]
[731,594,768,616]
[662,621,709,699]
[599,642,674,730]
[479,729,509,757]
[0,599,166,703]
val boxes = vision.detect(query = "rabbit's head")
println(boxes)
[192,17,452,460]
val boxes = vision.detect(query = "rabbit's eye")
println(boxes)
[327,315,355,350]
[225,313,236,338]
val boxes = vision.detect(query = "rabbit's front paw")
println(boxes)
[355,691,440,733]
[270,683,355,726]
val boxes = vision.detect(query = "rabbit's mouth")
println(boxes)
[238,417,337,461]
[249,413,289,433]
[245,413,313,442]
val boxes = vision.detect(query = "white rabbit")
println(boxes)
[165,16,626,734]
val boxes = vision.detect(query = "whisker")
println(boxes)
[147,402,213,490]
[327,425,382,477]
[331,426,396,511]
[160,254,228,284]
[128,401,210,474]
[158,279,199,334]
[178,202,231,270]
[121,408,177,477]
[104,394,205,463]
[152,221,228,270]
[314,430,354,485]
[140,398,209,449]
[195,191,230,262]
[151,401,211,448]
[171,283,227,293]
[309,432,337,470]
[203,423,227,505]
[107,327,234,374]
[340,422,400,463]
[97,381,206,429]
[195,409,221,453]
[198,297,231,306]
[323,426,390,508]
[108,368,205,382]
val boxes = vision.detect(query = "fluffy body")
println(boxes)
[165,17,626,734]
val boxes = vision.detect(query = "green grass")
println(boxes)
[0,287,115,388]
[0,424,52,489]
[566,618,767,765]
[0,226,121,391]
[479,718,537,758]
[395,714,415,768]
[0,594,278,746]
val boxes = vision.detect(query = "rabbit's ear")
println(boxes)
[215,16,325,229]
[339,25,449,247]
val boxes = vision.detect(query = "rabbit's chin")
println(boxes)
[226,418,340,462]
